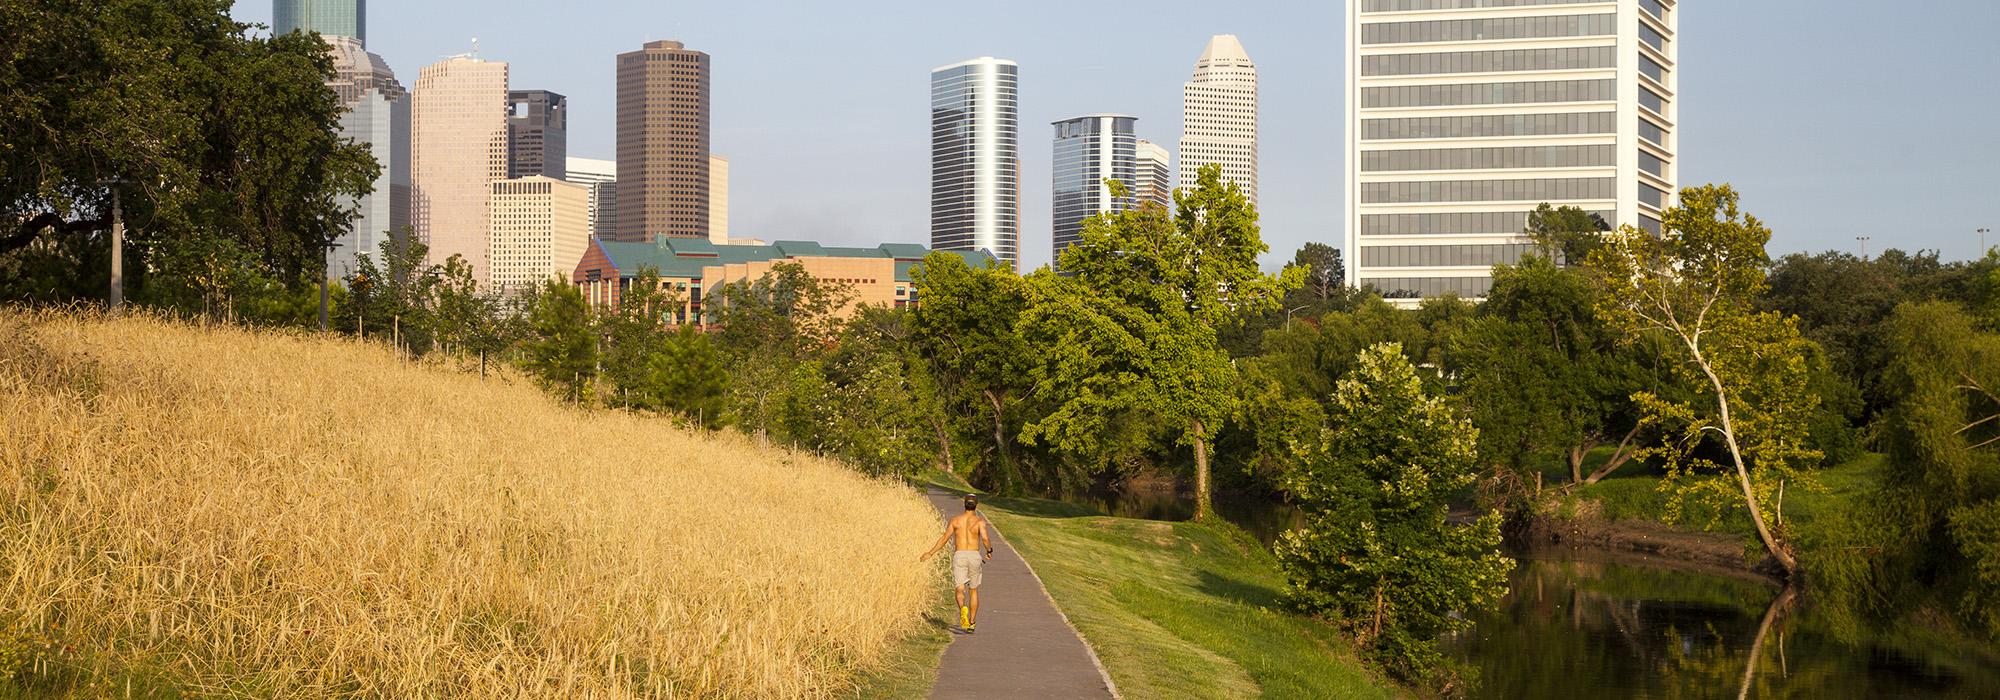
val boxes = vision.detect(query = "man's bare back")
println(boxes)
[946,511,988,552]
[922,494,994,632]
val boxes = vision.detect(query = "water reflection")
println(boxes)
[1444,557,1999,699]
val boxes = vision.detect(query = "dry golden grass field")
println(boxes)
[0,310,940,698]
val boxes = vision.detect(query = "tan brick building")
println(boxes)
[573,239,992,325]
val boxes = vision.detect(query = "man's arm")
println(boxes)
[980,518,993,561]
[920,519,955,561]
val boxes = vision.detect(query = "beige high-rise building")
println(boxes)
[614,40,710,242]
[709,154,729,244]
[413,55,509,287]
[1134,139,1173,209]
[488,176,590,294]
[1179,35,1259,204]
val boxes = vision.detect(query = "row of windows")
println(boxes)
[1362,144,1613,172]
[1362,243,1539,268]
[1362,13,1614,45]
[1639,87,1667,115]
[1362,209,1615,236]
[1639,0,1669,21]
[1362,0,1602,11]
[1362,176,1615,203]
[1640,54,1668,84]
[1367,276,1496,299]
[1364,111,1615,140]
[1639,150,1666,178]
[1361,46,1614,77]
[1639,118,1667,145]
[1363,78,1615,108]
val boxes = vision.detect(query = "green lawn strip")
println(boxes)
[1573,454,1886,543]
[983,496,1394,699]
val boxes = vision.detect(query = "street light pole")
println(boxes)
[108,186,124,315]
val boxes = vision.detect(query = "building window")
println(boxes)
[1360,46,1615,77]
[1361,177,1616,204]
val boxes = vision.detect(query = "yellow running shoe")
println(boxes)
[960,606,970,630]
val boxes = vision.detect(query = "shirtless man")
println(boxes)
[921,494,993,633]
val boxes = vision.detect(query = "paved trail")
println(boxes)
[924,491,1117,700]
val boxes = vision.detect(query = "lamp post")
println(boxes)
[1285,304,1310,328]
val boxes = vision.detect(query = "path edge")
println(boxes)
[980,513,1124,700]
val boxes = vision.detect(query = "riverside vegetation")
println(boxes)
[0,311,938,696]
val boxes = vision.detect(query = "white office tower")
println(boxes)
[1179,35,1258,204]
[930,57,1021,268]
[564,156,618,239]
[487,176,590,294]
[1134,139,1173,209]
[322,36,409,280]
[1346,0,1678,302]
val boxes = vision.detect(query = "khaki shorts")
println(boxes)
[952,550,985,589]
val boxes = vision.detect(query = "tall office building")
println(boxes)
[930,57,1020,268]
[564,157,618,239]
[1134,139,1173,209]
[320,37,408,279]
[1345,0,1678,301]
[507,90,567,180]
[274,0,363,45]
[709,154,730,244]
[412,55,509,287]
[1179,35,1258,204]
[488,176,591,294]
[615,40,710,242]
[1051,115,1138,264]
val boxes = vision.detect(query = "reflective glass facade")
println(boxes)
[1364,0,1603,11]
[1051,115,1137,266]
[931,58,1020,268]
[274,0,364,45]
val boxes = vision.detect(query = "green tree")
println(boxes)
[3,0,376,303]
[910,252,1035,490]
[643,324,730,429]
[519,280,597,405]
[599,268,680,408]
[1524,203,1611,266]
[709,262,850,440]
[1277,343,1511,683]
[1586,184,1822,578]
[1036,164,1296,518]
[334,233,440,355]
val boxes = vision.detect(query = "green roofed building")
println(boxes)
[573,238,994,324]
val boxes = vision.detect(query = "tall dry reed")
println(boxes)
[0,310,940,697]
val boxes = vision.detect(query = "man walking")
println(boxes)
[922,494,993,632]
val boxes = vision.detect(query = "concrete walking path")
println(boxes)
[924,491,1117,700]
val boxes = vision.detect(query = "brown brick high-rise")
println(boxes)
[614,40,709,242]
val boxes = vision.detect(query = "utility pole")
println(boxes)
[1857,236,1871,258]
[108,185,124,314]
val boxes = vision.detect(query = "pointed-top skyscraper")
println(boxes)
[1179,35,1258,204]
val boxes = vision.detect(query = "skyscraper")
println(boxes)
[930,57,1020,268]
[1179,35,1258,204]
[320,36,407,279]
[709,154,730,244]
[615,40,710,242]
[488,176,591,294]
[1051,114,1138,264]
[507,90,567,180]
[412,55,509,287]
[1345,0,1677,302]
[1134,139,1173,209]
[564,157,618,240]
[273,0,364,45]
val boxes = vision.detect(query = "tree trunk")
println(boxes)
[1192,419,1213,521]
[984,389,1011,488]
[1567,445,1587,484]
[1693,348,1799,577]
[1738,585,1799,700]
[933,416,956,475]
[1583,424,1644,485]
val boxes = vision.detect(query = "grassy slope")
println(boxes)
[1568,453,1884,541]
[0,311,940,697]
[981,495,1393,700]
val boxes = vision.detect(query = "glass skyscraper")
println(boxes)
[930,57,1020,269]
[1051,115,1137,266]
[274,0,364,46]
[1345,0,1678,302]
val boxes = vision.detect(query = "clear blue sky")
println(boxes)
[232,1,2000,270]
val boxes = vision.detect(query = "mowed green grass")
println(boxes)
[1573,453,1886,538]
[981,496,1393,700]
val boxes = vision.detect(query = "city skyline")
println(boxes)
[235,1,2000,270]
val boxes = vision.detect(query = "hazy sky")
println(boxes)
[232,1,2000,270]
